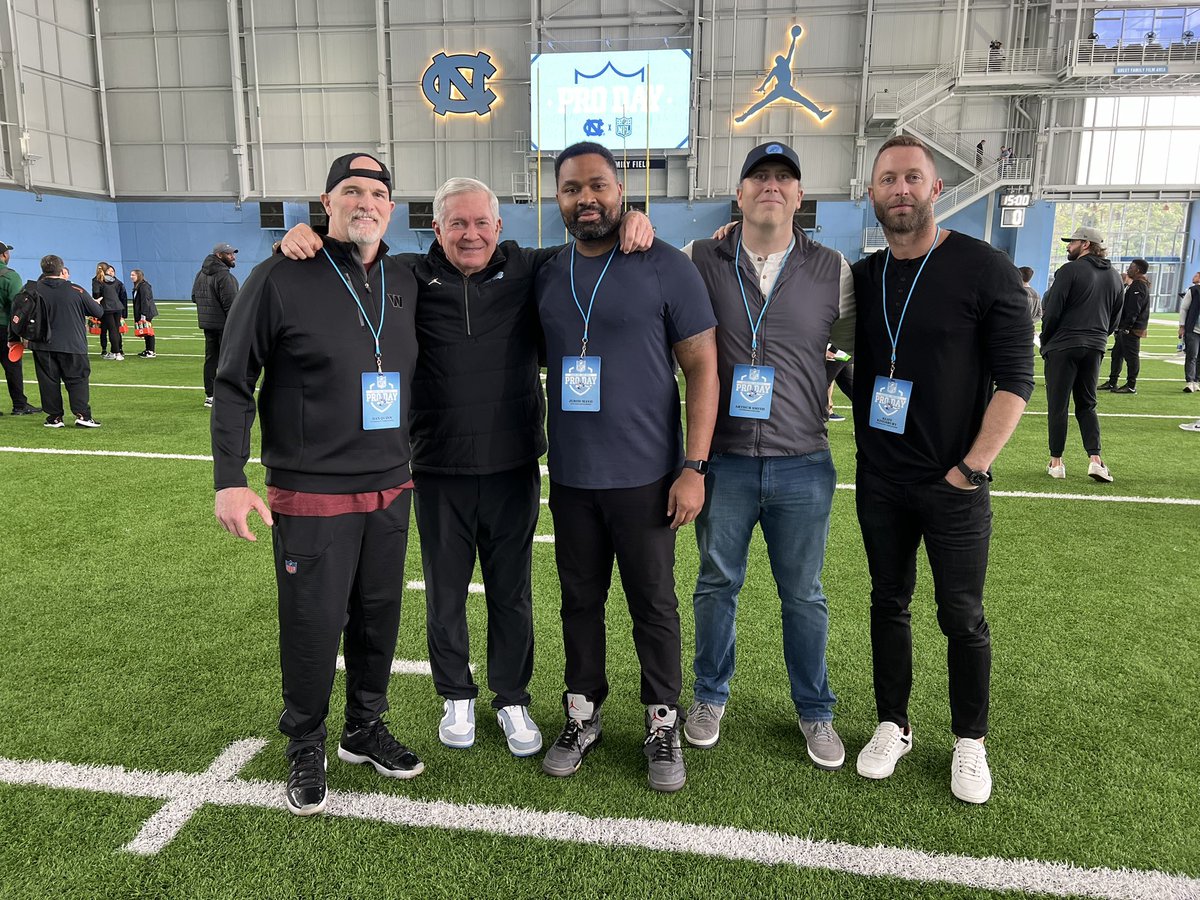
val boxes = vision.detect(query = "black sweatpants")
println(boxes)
[272,491,411,757]
[548,474,682,709]
[32,351,91,419]
[1,351,29,410]
[413,461,539,709]
[1106,331,1141,387]
[100,312,123,355]
[1043,346,1103,457]
[203,329,222,397]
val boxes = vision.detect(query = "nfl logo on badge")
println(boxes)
[285,559,298,575]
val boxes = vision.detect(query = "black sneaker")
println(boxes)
[1097,382,1116,391]
[337,718,425,779]
[1113,385,1137,394]
[644,705,686,792]
[43,416,64,428]
[285,746,327,816]
[74,416,102,428]
[12,406,42,415]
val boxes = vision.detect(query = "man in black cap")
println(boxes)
[680,142,856,771]
[1040,226,1123,482]
[212,152,423,816]
[0,241,42,415]
[192,241,240,408]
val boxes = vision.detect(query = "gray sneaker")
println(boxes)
[542,694,601,777]
[645,705,686,792]
[799,718,845,771]
[682,701,725,748]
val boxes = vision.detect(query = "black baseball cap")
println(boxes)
[325,153,393,193]
[740,142,802,181]
[0,242,12,253]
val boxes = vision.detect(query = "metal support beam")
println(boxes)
[227,0,251,201]
[91,1,117,198]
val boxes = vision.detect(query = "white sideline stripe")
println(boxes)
[1021,411,1198,420]
[121,738,266,855]
[0,748,1195,898]
[533,534,555,543]
[1,449,1196,506]
[832,483,1200,506]
[405,579,484,594]
[540,464,549,476]
[89,382,208,391]
[335,656,440,677]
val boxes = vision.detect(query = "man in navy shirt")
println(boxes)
[537,142,719,792]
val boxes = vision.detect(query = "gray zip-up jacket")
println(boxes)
[687,225,855,457]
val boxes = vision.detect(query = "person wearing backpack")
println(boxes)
[131,269,158,357]
[0,241,42,416]
[28,255,105,428]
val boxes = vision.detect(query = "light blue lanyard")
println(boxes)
[323,247,387,372]
[569,242,619,356]
[881,227,940,378]
[734,236,795,365]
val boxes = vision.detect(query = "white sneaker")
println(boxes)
[496,705,542,757]
[950,737,992,804]
[1047,461,1066,479]
[856,721,912,779]
[438,698,475,748]
[1180,420,1200,432]
[1087,460,1113,483]
[114,353,124,361]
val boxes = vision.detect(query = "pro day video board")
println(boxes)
[529,49,692,152]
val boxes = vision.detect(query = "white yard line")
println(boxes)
[0,744,1194,898]
[334,656,475,676]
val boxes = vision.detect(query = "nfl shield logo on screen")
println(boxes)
[615,116,633,139]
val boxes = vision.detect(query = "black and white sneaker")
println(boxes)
[203,396,214,408]
[12,406,42,416]
[74,416,102,428]
[338,718,425,779]
[43,416,64,428]
[285,746,327,816]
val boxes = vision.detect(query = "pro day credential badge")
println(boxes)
[870,376,911,434]
[730,364,775,419]
[562,356,601,412]
[362,371,402,430]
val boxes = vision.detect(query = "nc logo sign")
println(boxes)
[421,51,498,116]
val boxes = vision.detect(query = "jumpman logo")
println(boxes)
[735,25,832,124]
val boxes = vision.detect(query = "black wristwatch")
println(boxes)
[956,461,990,486]
[682,459,710,475]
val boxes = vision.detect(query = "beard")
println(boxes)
[1067,246,1081,261]
[567,203,622,242]
[874,195,934,237]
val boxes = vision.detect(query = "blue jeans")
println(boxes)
[691,452,837,720]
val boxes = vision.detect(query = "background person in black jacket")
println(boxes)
[130,269,158,357]
[1040,227,1124,482]
[1100,258,1150,393]
[192,242,239,407]
[279,178,652,757]
[91,262,128,361]
[29,255,105,427]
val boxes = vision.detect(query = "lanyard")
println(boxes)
[323,247,387,373]
[569,242,619,356]
[734,236,795,366]
[881,227,940,378]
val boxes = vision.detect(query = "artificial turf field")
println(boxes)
[1,304,1197,900]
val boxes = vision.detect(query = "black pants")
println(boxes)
[141,324,156,354]
[855,465,992,739]
[548,474,681,708]
[1,351,28,410]
[1044,347,1103,457]
[1106,331,1141,387]
[203,329,222,397]
[413,462,539,709]
[273,492,411,757]
[100,312,123,355]
[32,351,91,419]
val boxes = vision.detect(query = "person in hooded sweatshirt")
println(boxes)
[1040,227,1123,483]
[192,242,240,407]
[91,262,128,361]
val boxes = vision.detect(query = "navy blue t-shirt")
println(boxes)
[536,238,716,489]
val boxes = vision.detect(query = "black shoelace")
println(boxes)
[555,719,585,749]
[289,747,324,789]
[645,726,679,762]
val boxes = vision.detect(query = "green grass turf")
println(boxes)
[1,315,1196,898]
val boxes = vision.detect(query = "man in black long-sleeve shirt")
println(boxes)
[850,136,1034,805]
[1099,258,1150,394]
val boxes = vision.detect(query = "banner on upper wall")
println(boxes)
[530,49,692,152]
